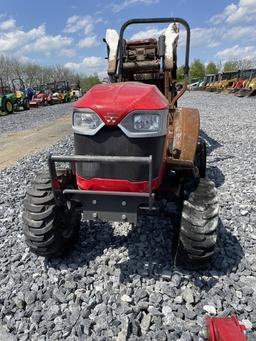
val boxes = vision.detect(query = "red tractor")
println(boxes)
[22,18,219,268]
[30,85,50,107]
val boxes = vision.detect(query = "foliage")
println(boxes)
[0,55,100,91]
[79,73,100,90]
[205,62,218,75]
[223,60,239,72]
[189,59,205,79]
[176,66,184,83]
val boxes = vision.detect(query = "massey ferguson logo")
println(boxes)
[105,113,117,124]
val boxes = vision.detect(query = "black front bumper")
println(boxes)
[48,154,155,223]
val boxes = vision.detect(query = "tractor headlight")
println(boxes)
[73,109,105,135]
[133,113,160,131]
[118,109,168,138]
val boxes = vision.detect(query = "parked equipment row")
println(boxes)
[188,69,256,97]
[0,79,82,115]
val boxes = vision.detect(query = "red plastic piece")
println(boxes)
[74,82,169,126]
[207,316,247,341]
[51,178,61,190]
[76,175,161,192]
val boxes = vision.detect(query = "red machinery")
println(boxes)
[29,85,53,107]
[208,316,247,341]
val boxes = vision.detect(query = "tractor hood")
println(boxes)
[74,82,169,125]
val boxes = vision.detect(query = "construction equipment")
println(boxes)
[0,79,15,115]
[203,74,215,89]
[228,69,254,94]
[11,78,30,111]
[235,69,256,97]
[206,73,220,92]
[187,78,204,90]
[220,71,240,93]
[22,17,219,269]
[215,71,239,93]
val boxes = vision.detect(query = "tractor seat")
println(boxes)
[125,38,158,63]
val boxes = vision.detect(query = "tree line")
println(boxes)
[177,58,256,82]
[0,55,100,91]
[1,54,254,89]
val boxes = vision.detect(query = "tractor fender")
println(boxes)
[170,107,200,163]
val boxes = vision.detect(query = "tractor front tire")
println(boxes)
[175,177,219,268]
[3,99,14,114]
[23,98,30,110]
[22,171,81,258]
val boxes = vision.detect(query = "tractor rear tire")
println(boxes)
[23,98,30,110]
[22,170,81,258]
[175,177,219,268]
[3,98,14,114]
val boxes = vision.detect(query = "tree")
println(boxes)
[190,59,205,79]
[223,60,239,72]
[176,66,184,83]
[80,73,100,90]
[206,62,218,75]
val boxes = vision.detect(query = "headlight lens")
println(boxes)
[133,113,160,131]
[118,109,168,138]
[73,109,105,135]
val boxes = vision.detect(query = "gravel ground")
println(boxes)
[0,91,255,340]
[0,102,73,135]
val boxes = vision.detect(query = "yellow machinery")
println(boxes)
[215,71,239,93]
[235,69,256,97]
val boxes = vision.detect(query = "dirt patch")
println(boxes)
[0,114,72,170]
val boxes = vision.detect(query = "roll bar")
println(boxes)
[116,17,190,81]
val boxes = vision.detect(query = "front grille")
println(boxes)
[74,126,165,181]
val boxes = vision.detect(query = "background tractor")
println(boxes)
[30,84,49,107]
[69,80,82,101]
[11,78,30,111]
[46,80,71,104]
[22,18,219,268]
[47,82,60,104]
[56,80,71,103]
[0,78,15,115]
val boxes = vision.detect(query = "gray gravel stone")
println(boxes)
[0,103,73,134]
[0,92,255,339]
[121,294,133,303]
[181,288,194,304]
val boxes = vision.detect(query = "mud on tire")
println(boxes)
[175,177,219,268]
[22,170,81,258]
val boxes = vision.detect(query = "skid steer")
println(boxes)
[22,17,219,269]
[219,71,240,94]
[235,68,256,97]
